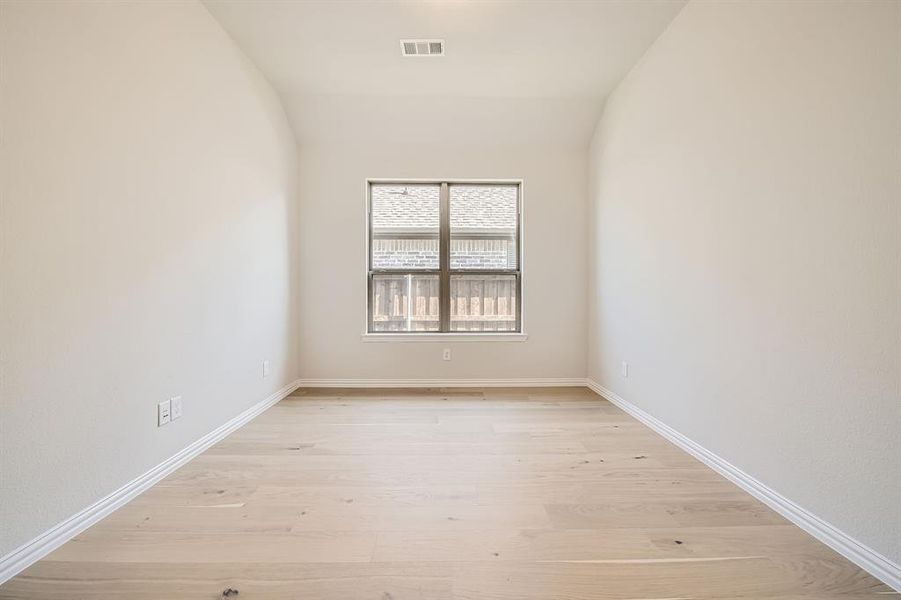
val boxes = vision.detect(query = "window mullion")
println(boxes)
[439,182,450,332]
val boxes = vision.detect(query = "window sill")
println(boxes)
[361,333,528,343]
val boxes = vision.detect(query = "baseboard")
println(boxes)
[5,377,895,591]
[0,378,302,586]
[296,377,587,388]
[585,379,900,591]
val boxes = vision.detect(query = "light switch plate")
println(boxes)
[170,396,182,420]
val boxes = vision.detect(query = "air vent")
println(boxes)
[400,39,444,57]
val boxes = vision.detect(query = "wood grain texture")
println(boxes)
[0,387,891,599]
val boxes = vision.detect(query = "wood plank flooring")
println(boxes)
[0,387,893,599]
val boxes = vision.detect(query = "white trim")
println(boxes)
[361,333,528,343]
[367,178,525,185]
[584,379,901,592]
[0,379,302,586]
[6,376,894,592]
[296,377,584,388]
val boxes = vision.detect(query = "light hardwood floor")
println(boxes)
[1,387,893,599]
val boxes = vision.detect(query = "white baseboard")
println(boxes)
[0,378,302,586]
[5,377,896,592]
[585,379,900,592]
[295,377,587,388]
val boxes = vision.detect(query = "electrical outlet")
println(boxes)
[621,361,629,378]
[262,360,270,378]
[158,399,171,427]
[442,348,451,361]
[170,396,182,420]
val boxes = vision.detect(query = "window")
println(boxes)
[367,181,521,334]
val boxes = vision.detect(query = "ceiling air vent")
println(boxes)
[400,39,445,57]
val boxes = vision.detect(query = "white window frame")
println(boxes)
[362,178,527,342]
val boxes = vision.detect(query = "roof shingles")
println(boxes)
[372,183,516,232]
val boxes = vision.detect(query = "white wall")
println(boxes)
[0,1,300,557]
[588,0,900,565]
[297,142,587,381]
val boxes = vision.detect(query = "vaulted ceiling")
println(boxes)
[203,0,685,147]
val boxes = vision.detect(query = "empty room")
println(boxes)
[1,0,899,597]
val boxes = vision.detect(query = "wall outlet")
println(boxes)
[262,360,270,378]
[442,348,451,361]
[621,361,629,378]
[170,396,182,421]
[158,399,171,427]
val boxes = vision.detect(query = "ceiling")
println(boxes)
[203,0,685,146]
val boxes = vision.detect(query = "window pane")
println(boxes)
[450,274,517,331]
[371,273,440,332]
[371,183,439,270]
[449,184,518,270]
